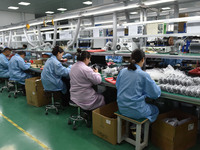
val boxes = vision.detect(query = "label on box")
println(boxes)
[32,92,35,95]
[106,119,111,125]
[188,123,194,131]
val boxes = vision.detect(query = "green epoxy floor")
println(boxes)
[0,85,200,150]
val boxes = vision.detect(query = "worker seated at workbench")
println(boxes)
[105,56,123,63]
[116,49,161,123]
[161,37,182,67]
[70,49,105,119]
[41,46,71,106]
[9,51,32,93]
[0,48,12,78]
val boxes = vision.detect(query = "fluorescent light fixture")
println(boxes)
[8,6,19,10]
[83,4,139,16]
[144,0,175,6]
[57,8,67,11]
[162,7,171,10]
[18,2,30,6]
[83,1,92,5]
[54,15,80,21]
[123,16,200,26]
[45,11,54,14]
[0,25,26,32]
[95,20,113,25]
[130,12,138,15]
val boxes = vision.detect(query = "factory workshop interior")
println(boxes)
[1,0,200,150]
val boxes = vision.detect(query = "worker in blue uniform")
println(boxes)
[9,51,32,85]
[162,37,182,67]
[0,48,11,78]
[105,56,123,63]
[23,44,32,61]
[116,49,161,122]
[41,46,71,105]
[62,53,72,59]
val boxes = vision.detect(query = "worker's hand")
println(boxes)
[93,68,98,73]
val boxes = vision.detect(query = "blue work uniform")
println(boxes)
[116,64,161,122]
[9,54,31,85]
[24,48,31,61]
[0,53,9,78]
[41,55,71,94]
[62,53,72,59]
[105,56,123,63]
[162,59,182,67]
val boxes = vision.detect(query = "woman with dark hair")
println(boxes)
[70,49,105,110]
[116,49,161,122]
[41,46,71,96]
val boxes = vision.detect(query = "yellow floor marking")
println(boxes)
[0,112,50,150]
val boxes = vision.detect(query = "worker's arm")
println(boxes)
[54,62,71,78]
[143,73,161,99]
[18,58,31,71]
[1,58,9,69]
[86,68,102,85]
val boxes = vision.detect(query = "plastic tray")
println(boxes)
[188,67,200,76]
[87,49,106,52]
[105,77,116,85]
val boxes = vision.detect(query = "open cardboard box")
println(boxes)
[92,102,118,145]
[151,110,198,150]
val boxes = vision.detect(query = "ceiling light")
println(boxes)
[57,8,67,11]
[130,12,138,15]
[83,1,92,5]
[95,20,113,25]
[45,11,54,14]
[8,6,19,10]
[18,2,30,6]
[162,7,171,10]
[83,4,139,16]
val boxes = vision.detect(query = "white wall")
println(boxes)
[0,11,35,27]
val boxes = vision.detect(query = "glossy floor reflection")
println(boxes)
[0,84,199,150]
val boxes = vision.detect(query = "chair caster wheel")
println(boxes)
[68,119,72,125]
[45,112,48,115]
[56,111,59,115]
[8,95,11,98]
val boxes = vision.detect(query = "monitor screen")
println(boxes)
[90,55,107,67]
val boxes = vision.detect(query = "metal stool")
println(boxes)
[0,78,9,93]
[114,111,150,150]
[8,80,23,98]
[45,91,61,115]
[68,100,89,130]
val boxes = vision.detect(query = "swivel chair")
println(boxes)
[68,100,90,130]
[8,80,23,98]
[44,91,61,115]
[0,78,9,93]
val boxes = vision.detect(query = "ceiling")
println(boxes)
[0,0,89,18]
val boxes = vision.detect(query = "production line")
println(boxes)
[1,0,200,150]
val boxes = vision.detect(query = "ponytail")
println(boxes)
[128,49,145,71]
[128,59,137,70]
[76,48,91,61]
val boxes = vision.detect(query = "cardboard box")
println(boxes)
[25,77,50,107]
[92,102,118,145]
[151,110,198,150]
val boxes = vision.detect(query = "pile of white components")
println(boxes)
[146,65,200,97]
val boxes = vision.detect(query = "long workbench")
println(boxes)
[28,66,200,106]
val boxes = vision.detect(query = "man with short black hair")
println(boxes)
[0,48,12,78]
[9,51,32,85]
